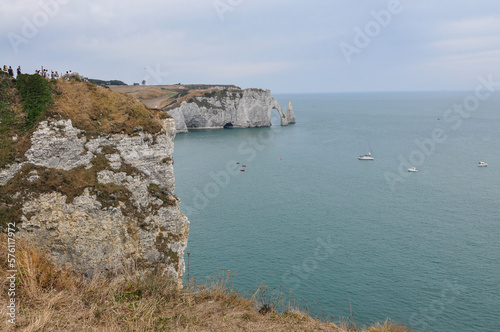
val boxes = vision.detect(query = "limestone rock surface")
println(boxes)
[167,89,296,132]
[1,118,188,284]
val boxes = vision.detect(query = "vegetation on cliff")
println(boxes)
[0,235,412,331]
[0,74,169,167]
[15,74,54,128]
[87,78,127,86]
[0,72,53,168]
[0,75,172,230]
[109,84,247,112]
[0,154,178,232]
[48,78,168,137]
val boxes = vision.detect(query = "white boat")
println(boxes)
[477,161,488,167]
[358,152,374,160]
[408,167,418,172]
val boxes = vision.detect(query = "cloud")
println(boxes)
[2,1,500,92]
[429,16,500,54]
[443,16,500,37]
[429,36,500,54]
[420,49,500,75]
[178,60,297,79]
[416,15,500,81]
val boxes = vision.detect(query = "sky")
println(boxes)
[2,0,500,93]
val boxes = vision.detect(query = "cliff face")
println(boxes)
[167,89,296,133]
[108,85,296,133]
[0,77,188,284]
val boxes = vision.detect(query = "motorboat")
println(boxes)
[477,161,488,167]
[408,167,418,172]
[358,152,374,160]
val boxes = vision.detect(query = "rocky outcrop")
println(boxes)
[1,117,189,284]
[166,89,295,132]
[167,108,188,133]
[285,99,296,125]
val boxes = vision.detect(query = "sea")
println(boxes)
[172,91,500,332]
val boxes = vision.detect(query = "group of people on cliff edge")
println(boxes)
[35,68,61,79]
[2,65,77,80]
[2,65,21,77]
[36,68,77,80]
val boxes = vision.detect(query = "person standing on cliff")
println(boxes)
[17,66,21,76]
[8,66,14,76]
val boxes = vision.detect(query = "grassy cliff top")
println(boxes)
[51,79,169,136]
[110,84,266,111]
[0,74,169,168]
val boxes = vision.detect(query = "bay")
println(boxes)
[173,91,500,332]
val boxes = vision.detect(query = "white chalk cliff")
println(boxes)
[0,81,189,285]
[166,89,296,133]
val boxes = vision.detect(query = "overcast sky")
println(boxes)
[2,0,500,93]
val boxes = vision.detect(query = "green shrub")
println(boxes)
[0,74,18,167]
[15,74,53,128]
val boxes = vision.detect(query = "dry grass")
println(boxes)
[362,320,414,332]
[110,84,245,111]
[50,80,168,137]
[0,236,414,332]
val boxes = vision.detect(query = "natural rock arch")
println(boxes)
[270,98,288,126]
[166,90,295,132]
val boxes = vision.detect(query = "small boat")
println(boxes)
[358,152,374,160]
[408,167,418,172]
[240,169,245,172]
[242,165,247,167]
[478,161,488,167]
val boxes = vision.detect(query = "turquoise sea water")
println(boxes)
[173,92,500,332]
